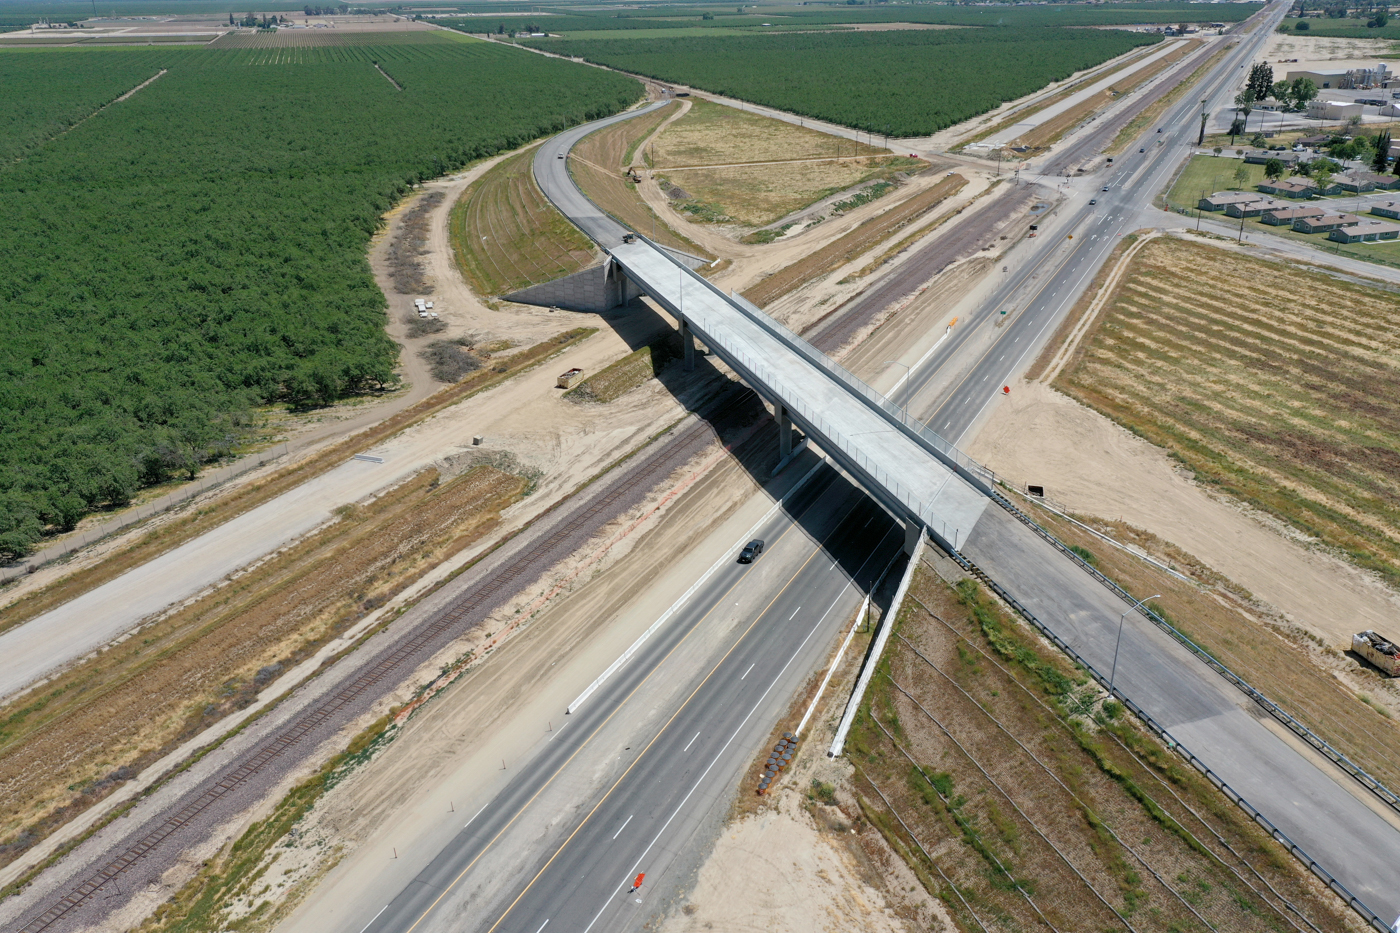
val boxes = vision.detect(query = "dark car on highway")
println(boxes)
[738,539,765,563]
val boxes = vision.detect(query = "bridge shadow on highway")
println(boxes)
[585,295,906,609]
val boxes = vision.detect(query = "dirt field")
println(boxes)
[648,98,911,228]
[1050,236,1400,589]
[742,174,967,307]
[567,100,713,258]
[850,564,1363,933]
[0,465,525,869]
[449,144,600,298]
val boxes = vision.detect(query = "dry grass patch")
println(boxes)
[565,335,681,404]
[450,145,599,298]
[568,102,712,258]
[743,174,966,307]
[1055,235,1400,587]
[848,566,1360,933]
[0,465,526,870]
[650,97,883,169]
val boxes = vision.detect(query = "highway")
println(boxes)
[357,461,903,933]
[351,3,1400,929]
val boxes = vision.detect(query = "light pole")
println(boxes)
[1109,594,1160,694]
[884,360,910,424]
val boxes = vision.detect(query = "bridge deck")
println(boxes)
[610,240,990,541]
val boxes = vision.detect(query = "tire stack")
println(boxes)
[757,732,798,795]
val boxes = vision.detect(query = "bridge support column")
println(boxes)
[681,319,696,372]
[904,520,924,556]
[777,404,792,459]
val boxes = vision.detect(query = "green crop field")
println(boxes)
[529,28,1160,136]
[0,40,639,558]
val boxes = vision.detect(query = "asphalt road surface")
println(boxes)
[358,463,901,933]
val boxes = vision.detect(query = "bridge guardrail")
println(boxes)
[988,487,1400,823]
[945,549,1393,933]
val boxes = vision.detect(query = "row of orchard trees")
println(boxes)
[0,43,641,559]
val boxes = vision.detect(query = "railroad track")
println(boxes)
[14,386,768,933]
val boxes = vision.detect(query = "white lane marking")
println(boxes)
[789,607,801,619]
[535,921,550,933]
[357,905,388,933]
[578,537,888,933]
[741,663,756,680]
[684,731,701,752]
[548,721,567,742]
[612,814,633,840]
[464,803,488,830]
[565,460,826,715]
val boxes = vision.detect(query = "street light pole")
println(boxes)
[1109,594,1161,694]
[884,360,911,424]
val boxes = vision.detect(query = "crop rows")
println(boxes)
[210,28,455,49]
[1056,237,1400,586]
[530,28,1160,137]
[0,41,640,558]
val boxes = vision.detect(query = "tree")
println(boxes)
[1213,146,1223,157]
[1265,157,1285,180]
[1233,163,1251,188]
[1251,132,1267,148]
[1247,62,1274,103]
[1198,109,1209,145]
[1272,79,1291,105]
[1234,88,1255,134]
[1374,130,1391,173]
[1368,10,1388,26]
[1296,19,1309,30]
[1312,163,1335,192]
[1290,76,1318,109]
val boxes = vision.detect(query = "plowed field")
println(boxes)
[1056,237,1400,586]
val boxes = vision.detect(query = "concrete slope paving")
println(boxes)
[963,506,1400,924]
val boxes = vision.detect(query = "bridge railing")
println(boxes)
[630,237,997,491]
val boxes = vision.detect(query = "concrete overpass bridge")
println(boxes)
[518,102,996,554]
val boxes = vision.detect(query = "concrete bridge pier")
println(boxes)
[904,520,924,556]
[681,318,697,372]
[777,404,793,459]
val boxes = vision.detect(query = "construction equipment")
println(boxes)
[1353,630,1400,676]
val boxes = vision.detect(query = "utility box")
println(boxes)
[557,367,584,389]
[1353,631,1400,676]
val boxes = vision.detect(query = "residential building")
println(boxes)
[1243,150,1301,166]
[1261,205,1326,225]
[1198,191,1261,211]
[1257,178,1318,198]
[1225,196,1290,217]
[1331,172,1379,193]
[1371,200,1400,219]
[1329,219,1400,242]
[1293,212,1361,233]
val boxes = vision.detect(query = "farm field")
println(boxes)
[0,47,186,160]
[527,28,1162,137]
[0,462,527,874]
[647,97,919,227]
[0,39,639,559]
[847,565,1360,933]
[450,145,600,299]
[209,28,457,48]
[568,101,713,258]
[1054,236,1400,587]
